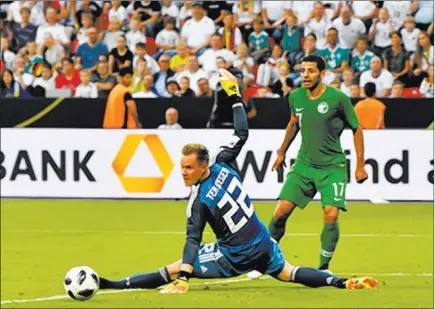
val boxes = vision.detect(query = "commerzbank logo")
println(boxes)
[112,134,174,193]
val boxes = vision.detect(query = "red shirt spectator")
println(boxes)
[55,58,81,95]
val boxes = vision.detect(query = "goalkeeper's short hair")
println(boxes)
[182,144,210,164]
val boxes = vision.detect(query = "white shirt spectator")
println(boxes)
[332,17,366,49]
[35,23,70,45]
[383,1,412,31]
[155,29,180,49]
[420,45,434,72]
[233,56,255,80]
[76,27,90,46]
[103,30,124,52]
[351,1,376,19]
[158,123,183,129]
[7,1,45,25]
[75,83,98,98]
[419,78,434,98]
[178,4,192,28]
[304,17,332,49]
[322,1,343,20]
[289,1,316,25]
[133,91,158,98]
[322,70,336,85]
[125,30,146,54]
[32,76,55,91]
[400,27,421,53]
[340,82,351,97]
[44,44,64,66]
[161,4,179,18]
[181,16,215,48]
[198,48,236,74]
[370,21,393,48]
[232,1,261,24]
[176,69,208,93]
[0,50,16,71]
[261,1,291,21]
[359,69,394,97]
[109,5,127,22]
[14,72,34,87]
[133,54,161,74]
[218,27,243,49]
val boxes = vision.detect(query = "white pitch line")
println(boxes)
[1,273,433,305]
[1,229,432,238]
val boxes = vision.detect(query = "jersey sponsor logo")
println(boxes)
[317,102,329,114]
[112,134,174,193]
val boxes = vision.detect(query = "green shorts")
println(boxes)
[278,161,348,210]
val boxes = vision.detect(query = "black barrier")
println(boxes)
[0,97,433,128]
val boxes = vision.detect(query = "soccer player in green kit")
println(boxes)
[249,55,368,279]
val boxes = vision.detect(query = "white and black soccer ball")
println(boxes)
[64,266,99,301]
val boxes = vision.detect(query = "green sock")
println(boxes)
[319,222,340,270]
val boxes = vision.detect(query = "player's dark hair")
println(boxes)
[364,82,376,97]
[182,144,210,165]
[301,55,326,72]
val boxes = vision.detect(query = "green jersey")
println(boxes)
[289,86,359,167]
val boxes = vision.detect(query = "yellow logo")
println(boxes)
[112,134,174,193]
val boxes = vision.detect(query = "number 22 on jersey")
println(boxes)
[217,177,254,234]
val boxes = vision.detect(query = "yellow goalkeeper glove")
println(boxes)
[159,279,189,294]
[219,68,241,97]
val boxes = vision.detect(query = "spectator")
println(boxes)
[76,12,94,46]
[233,43,255,89]
[401,16,421,53]
[178,0,193,29]
[125,18,146,54]
[232,0,261,43]
[176,55,208,93]
[354,82,386,130]
[352,35,375,75]
[318,28,349,74]
[332,5,366,50]
[179,76,195,97]
[413,0,433,31]
[197,77,214,98]
[131,0,161,38]
[248,18,270,63]
[330,78,341,89]
[219,13,243,52]
[103,18,124,52]
[359,56,394,98]
[202,0,231,27]
[12,6,37,51]
[75,0,103,27]
[55,57,81,96]
[7,0,45,27]
[338,68,352,97]
[389,80,405,98]
[161,0,179,20]
[109,35,133,75]
[254,86,280,98]
[39,33,64,67]
[158,107,183,129]
[154,17,180,60]
[410,31,434,86]
[420,65,434,98]
[180,3,215,56]
[282,15,301,55]
[132,74,159,98]
[92,60,117,98]
[288,32,318,87]
[153,53,175,96]
[304,2,332,49]
[272,62,293,97]
[368,8,395,57]
[23,41,43,74]
[169,42,189,73]
[164,79,181,98]
[198,33,235,75]
[349,82,360,99]
[382,32,411,86]
[13,55,34,90]
[0,36,16,70]
[108,0,127,26]
[130,57,151,94]
[256,44,286,87]
[75,27,109,71]
[351,0,380,32]
[75,70,98,98]
[383,1,412,31]
[30,61,55,97]
[0,68,31,98]
[260,0,291,43]
[132,42,160,74]
[35,7,70,47]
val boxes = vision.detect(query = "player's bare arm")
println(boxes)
[353,126,368,183]
[273,115,299,172]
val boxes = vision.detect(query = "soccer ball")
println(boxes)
[64,266,99,301]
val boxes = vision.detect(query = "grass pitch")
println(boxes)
[1,200,433,308]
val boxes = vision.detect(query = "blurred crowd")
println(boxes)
[0,0,433,101]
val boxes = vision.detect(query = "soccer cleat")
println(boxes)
[247,270,262,280]
[345,276,379,290]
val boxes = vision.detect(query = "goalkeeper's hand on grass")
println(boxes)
[219,68,241,98]
[159,279,189,294]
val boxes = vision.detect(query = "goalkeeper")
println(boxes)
[96,69,377,294]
